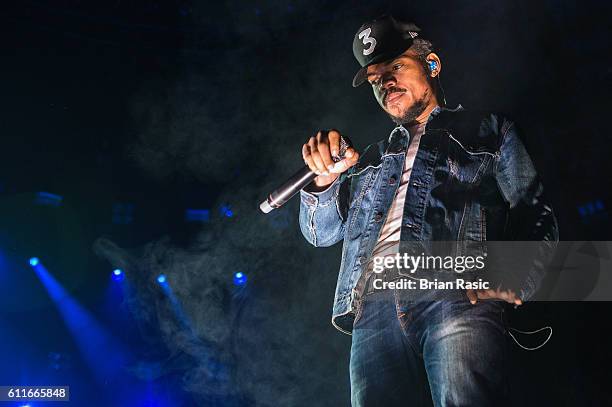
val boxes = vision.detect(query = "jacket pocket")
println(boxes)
[445,134,494,185]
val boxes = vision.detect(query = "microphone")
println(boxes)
[259,136,352,213]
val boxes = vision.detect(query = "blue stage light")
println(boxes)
[233,271,247,286]
[185,209,210,223]
[29,257,39,267]
[157,274,167,284]
[33,262,129,384]
[35,191,63,207]
[112,269,124,281]
[220,204,233,218]
[578,199,607,220]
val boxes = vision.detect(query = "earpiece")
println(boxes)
[428,60,438,72]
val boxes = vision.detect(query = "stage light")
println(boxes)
[233,271,247,286]
[220,204,233,218]
[157,274,166,284]
[185,209,210,222]
[33,262,128,383]
[35,191,63,206]
[112,269,124,281]
[29,257,39,267]
[578,199,607,221]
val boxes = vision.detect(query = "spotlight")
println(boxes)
[220,204,233,218]
[29,257,39,267]
[233,272,247,286]
[112,269,124,281]
[157,274,166,284]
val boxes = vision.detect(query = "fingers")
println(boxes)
[302,143,319,174]
[306,135,330,176]
[330,148,359,173]
[328,130,341,158]
[316,131,335,171]
[508,290,523,306]
[303,130,358,175]
[469,288,523,306]
[489,288,522,305]
[476,289,493,300]
[466,289,478,304]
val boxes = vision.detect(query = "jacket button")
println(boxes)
[412,181,421,187]
[374,212,383,222]
[389,176,397,185]
[406,223,418,230]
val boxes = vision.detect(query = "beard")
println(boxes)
[385,88,431,126]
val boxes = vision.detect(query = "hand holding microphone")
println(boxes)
[302,130,359,190]
[259,130,359,213]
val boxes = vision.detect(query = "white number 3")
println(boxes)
[358,28,377,56]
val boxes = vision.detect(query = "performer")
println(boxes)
[298,15,558,406]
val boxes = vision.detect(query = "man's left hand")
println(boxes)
[466,287,522,306]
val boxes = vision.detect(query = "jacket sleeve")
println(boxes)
[298,173,349,247]
[494,118,559,301]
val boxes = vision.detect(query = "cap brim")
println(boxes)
[351,42,414,88]
[352,67,367,87]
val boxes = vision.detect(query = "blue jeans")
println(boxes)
[350,288,509,407]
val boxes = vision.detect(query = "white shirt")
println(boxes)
[368,121,427,265]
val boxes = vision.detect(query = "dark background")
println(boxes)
[0,0,611,405]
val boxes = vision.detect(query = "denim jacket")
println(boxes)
[299,106,559,334]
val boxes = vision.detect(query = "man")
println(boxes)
[298,15,558,406]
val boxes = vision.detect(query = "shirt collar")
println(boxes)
[429,103,463,119]
[386,103,463,146]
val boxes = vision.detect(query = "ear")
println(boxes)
[426,52,442,78]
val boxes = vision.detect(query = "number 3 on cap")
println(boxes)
[358,28,377,56]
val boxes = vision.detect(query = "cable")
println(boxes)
[506,325,553,351]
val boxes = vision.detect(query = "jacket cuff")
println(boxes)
[300,177,341,207]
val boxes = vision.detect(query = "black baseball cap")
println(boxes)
[352,15,421,87]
